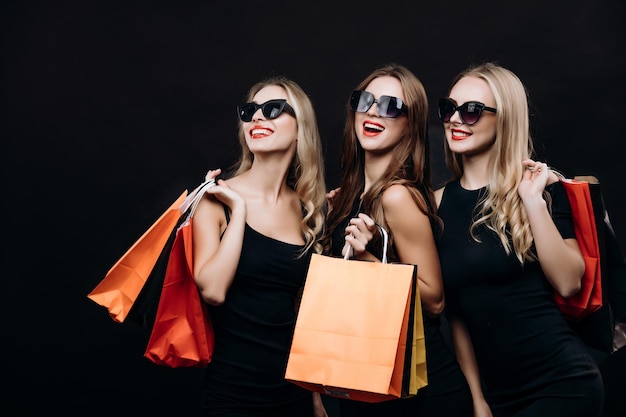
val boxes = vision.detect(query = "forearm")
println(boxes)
[312,392,328,417]
[450,319,489,407]
[524,197,585,297]
[194,206,246,305]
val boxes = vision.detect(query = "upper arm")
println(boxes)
[192,195,227,277]
[382,185,444,315]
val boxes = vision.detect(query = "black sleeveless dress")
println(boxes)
[331,195,473,417]
[436,179,604,417]
[201,223,315,417]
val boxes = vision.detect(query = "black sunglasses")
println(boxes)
[349,90,408,118]
[237,99,296,122]
[438,98,496,126]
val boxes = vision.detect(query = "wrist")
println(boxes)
[521,195,547,213]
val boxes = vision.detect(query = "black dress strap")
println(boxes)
[223,203,230,224]
[220,203,230,239]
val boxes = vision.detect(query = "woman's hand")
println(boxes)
[473,397,493,417]
[518,159,549,202]
[326,187,340,212]
[203,169,246,216]
[519,160,585,297]
[205,168,221,183]
[343,213,377,259]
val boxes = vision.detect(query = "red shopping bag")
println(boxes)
[555,178,602,321]
[144,204,214,367]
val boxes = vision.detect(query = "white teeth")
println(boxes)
[364,123,383,131]
[251,128,272,136]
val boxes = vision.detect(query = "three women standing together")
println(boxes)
[191,62,605,417]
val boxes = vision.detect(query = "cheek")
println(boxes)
[277,117,298,136]
[352,114,366,137]
[390,120,409,141]
[477,120,497,139]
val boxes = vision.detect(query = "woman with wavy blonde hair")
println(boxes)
[435,62,603,417]
[233,76,327,255]
[193,76,328,416]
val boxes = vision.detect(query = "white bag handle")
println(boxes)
[343,223,389,264]
[179,178,216,216]
[173,178,217,233]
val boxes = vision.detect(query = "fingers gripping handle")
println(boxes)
[343,223,389,264]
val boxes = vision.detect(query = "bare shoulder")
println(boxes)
[381,183,414,206]
[381,184,429,223]
[195,193,227,227]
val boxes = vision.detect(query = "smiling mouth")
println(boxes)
[363,122,384,135]
[251,128,273,138]
[450,129,470,140]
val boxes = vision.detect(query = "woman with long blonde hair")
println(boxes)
[435,62,603,417]
[193,76,328,416]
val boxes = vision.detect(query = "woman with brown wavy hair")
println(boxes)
[322,63,473,417]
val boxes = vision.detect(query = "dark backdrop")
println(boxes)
[3,1,625,415]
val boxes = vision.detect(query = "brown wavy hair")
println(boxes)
[322,64,439,257]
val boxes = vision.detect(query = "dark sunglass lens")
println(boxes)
[379,96,406,118]
[349,91,362,112]
[238,100,292,122]
[263,100,285,119]
[239,103,257,122]
[438,99,454,122]
[460,102,481,125]
[351,90,374,113]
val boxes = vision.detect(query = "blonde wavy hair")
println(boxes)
[444,62,540,264]
[231,76,327,256]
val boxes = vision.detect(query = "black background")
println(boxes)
[3,1,625,415]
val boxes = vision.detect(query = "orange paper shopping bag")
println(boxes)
[88,191,187,323]
[285,227,427,402]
